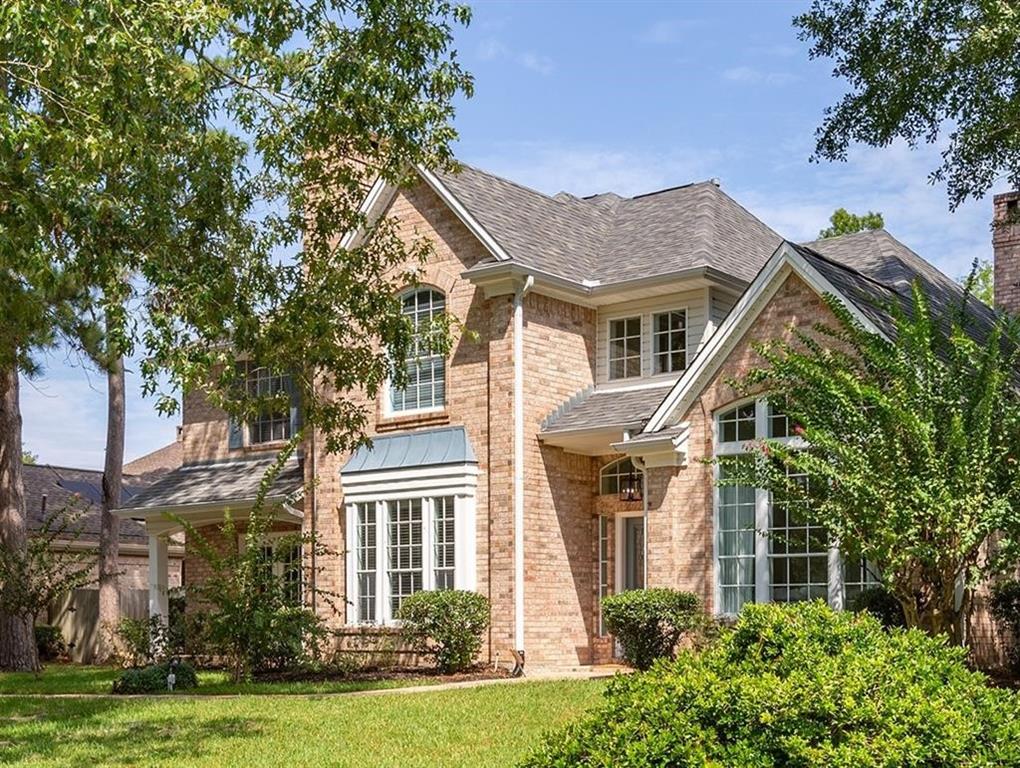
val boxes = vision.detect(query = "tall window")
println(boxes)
[253,535,302,605]
[388,499,423,616]
[715,399,850,615]
[608,317,642,379]
[433,496,456,590]
[240,363,292,444]
[355,503,377,623]
[598,515,610,635]
[391,288,446,412]
[652,310,687,374]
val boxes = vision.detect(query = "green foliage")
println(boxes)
[112,661,198,695]
[848,586,906,628]
[991,579,1020,674]
[600,589,702,670]
[819,207,884,238]
[961,258,995,307]
[795,1,1020,209]
[522,602,1020,768]
[20,451,37,465]
[33,625,65,662]
[718,283,1020,641]
[397,590,489,673]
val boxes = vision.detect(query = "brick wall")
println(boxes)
[993,191,1020,317]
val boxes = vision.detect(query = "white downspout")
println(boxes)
[513,275,534,661]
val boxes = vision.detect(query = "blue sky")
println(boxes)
[22,0,1003,468]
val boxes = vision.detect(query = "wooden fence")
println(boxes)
[46,588,148,663]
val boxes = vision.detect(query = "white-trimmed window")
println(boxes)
[715,398,853,615]
[232,363,295,447]
[390,288,446,413]
[652,310,687,374]
[600,457,642,496]
[598,515,610,635]
[243,532,303,605]
[346,490,476,625]
[608,317,642,380]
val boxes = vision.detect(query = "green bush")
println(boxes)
[112,661,198,694]
[34,624,65,661]
[397,590,489,673]
[991,579,1020,674]
[115,616,166,667]
[522,602,1020,768]
[600,588,702,670]
[848,585,906,628]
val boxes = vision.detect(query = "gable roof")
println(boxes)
[431,163,782,286]
[122,439,184,479]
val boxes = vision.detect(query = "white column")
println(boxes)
[148,533,169,621]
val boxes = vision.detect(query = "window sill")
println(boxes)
[376,410,450,432]
[234,440,294,454]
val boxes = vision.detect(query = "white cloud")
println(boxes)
[475,38,553,75]
[722,66,799,86]
[639,19,699,44]
[519,52,554,76]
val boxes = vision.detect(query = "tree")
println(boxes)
[819,207,884,238]
[717,284,1020,643]
[20,451,36,466]
[959,258,995,306]
[1,0,472,671]
[795,1,1020,210]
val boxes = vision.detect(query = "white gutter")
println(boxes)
[513,274,534,658]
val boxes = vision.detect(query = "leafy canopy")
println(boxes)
[819,207,884,238]
[795,0,1020,209]
[718,283,1020,641]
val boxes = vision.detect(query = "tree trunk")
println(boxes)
[96,352,125,664]
[0,364,39,671]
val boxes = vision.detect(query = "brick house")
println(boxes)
[117,163,1019,671]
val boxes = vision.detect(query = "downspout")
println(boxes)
[631,453,649,588]
[513,274,534,671]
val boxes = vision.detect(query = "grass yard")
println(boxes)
[0,679,605,767]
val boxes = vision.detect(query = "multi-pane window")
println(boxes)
[433,496,456,590]
[391,288,446,412]
[600,457,642,496]
[255,536,302,605]
[652,310,687,374]
[715,399,857,615]
[351,496,462,624]
[843,558,882,602]
[355,503,377,623]
[388,499,423,616]
[242,364,292,444]
[608,317,642,379]
[598,515,610,635]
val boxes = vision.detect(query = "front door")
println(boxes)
[622,516,645,592]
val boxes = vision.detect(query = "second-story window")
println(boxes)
[653,310,687,374]
[391,288,446,413]
[608,317,642,380]
[242,363,293,444]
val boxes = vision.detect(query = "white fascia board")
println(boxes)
[340,462,480,502]
[416,165,512,262]
[115,493,301,522]
[642,242,886,434]
[338,175,398,251]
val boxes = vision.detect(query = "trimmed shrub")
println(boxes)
[601,588,702,670]
[991,579,1020,674]
[34,624,65,661]
[397,590,489,673]
[521,602,1020,768]
[848,585,906,628]
[112,661,198,694]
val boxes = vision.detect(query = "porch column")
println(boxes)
[148,533,169,621]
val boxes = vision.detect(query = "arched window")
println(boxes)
[600,457,642,497]
[714,399,878,615]
[390,287,446,413]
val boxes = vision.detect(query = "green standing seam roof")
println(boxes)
[341,426,477,475]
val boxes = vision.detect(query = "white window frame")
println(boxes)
[385,287,447,417]
[607,316,643,380]
[598,515,610,635]
[599,457,643,496]
[343,465,478,626]
[652,309,688,375]
[237,530,303,603]
[712,397,847,616]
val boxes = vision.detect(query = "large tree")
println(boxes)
[795,0,1020,209]
[718,285,1020,643]
[0,0,471,671]
[819,208,884,238]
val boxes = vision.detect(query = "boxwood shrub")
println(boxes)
[522,602,1020,767]
[397,590,489,673]
[600,588,702,670]
[112,661,198,694]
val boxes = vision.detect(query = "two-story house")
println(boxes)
[118,161,1017,671]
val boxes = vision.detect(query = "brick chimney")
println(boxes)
[994,191,1020,315]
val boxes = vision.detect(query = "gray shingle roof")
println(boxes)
[342,426,476,475]
[541,387,672,434]
[120,455,304,512]
[437,164,782,285]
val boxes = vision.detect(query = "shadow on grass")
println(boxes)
[0,698,266,765]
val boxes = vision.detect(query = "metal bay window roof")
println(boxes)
[341,426,477,475]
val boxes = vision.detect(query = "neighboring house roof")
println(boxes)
[23,464,149,544]
[120,455,304,512]
[342,426,476,475]
[123,439,184,479]
[540,387,672,435]
[435,164,783,286]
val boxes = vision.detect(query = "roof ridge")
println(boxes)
[452,161,579,207]
[792,241,903,299]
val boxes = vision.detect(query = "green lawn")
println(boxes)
[0,679,605,767]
